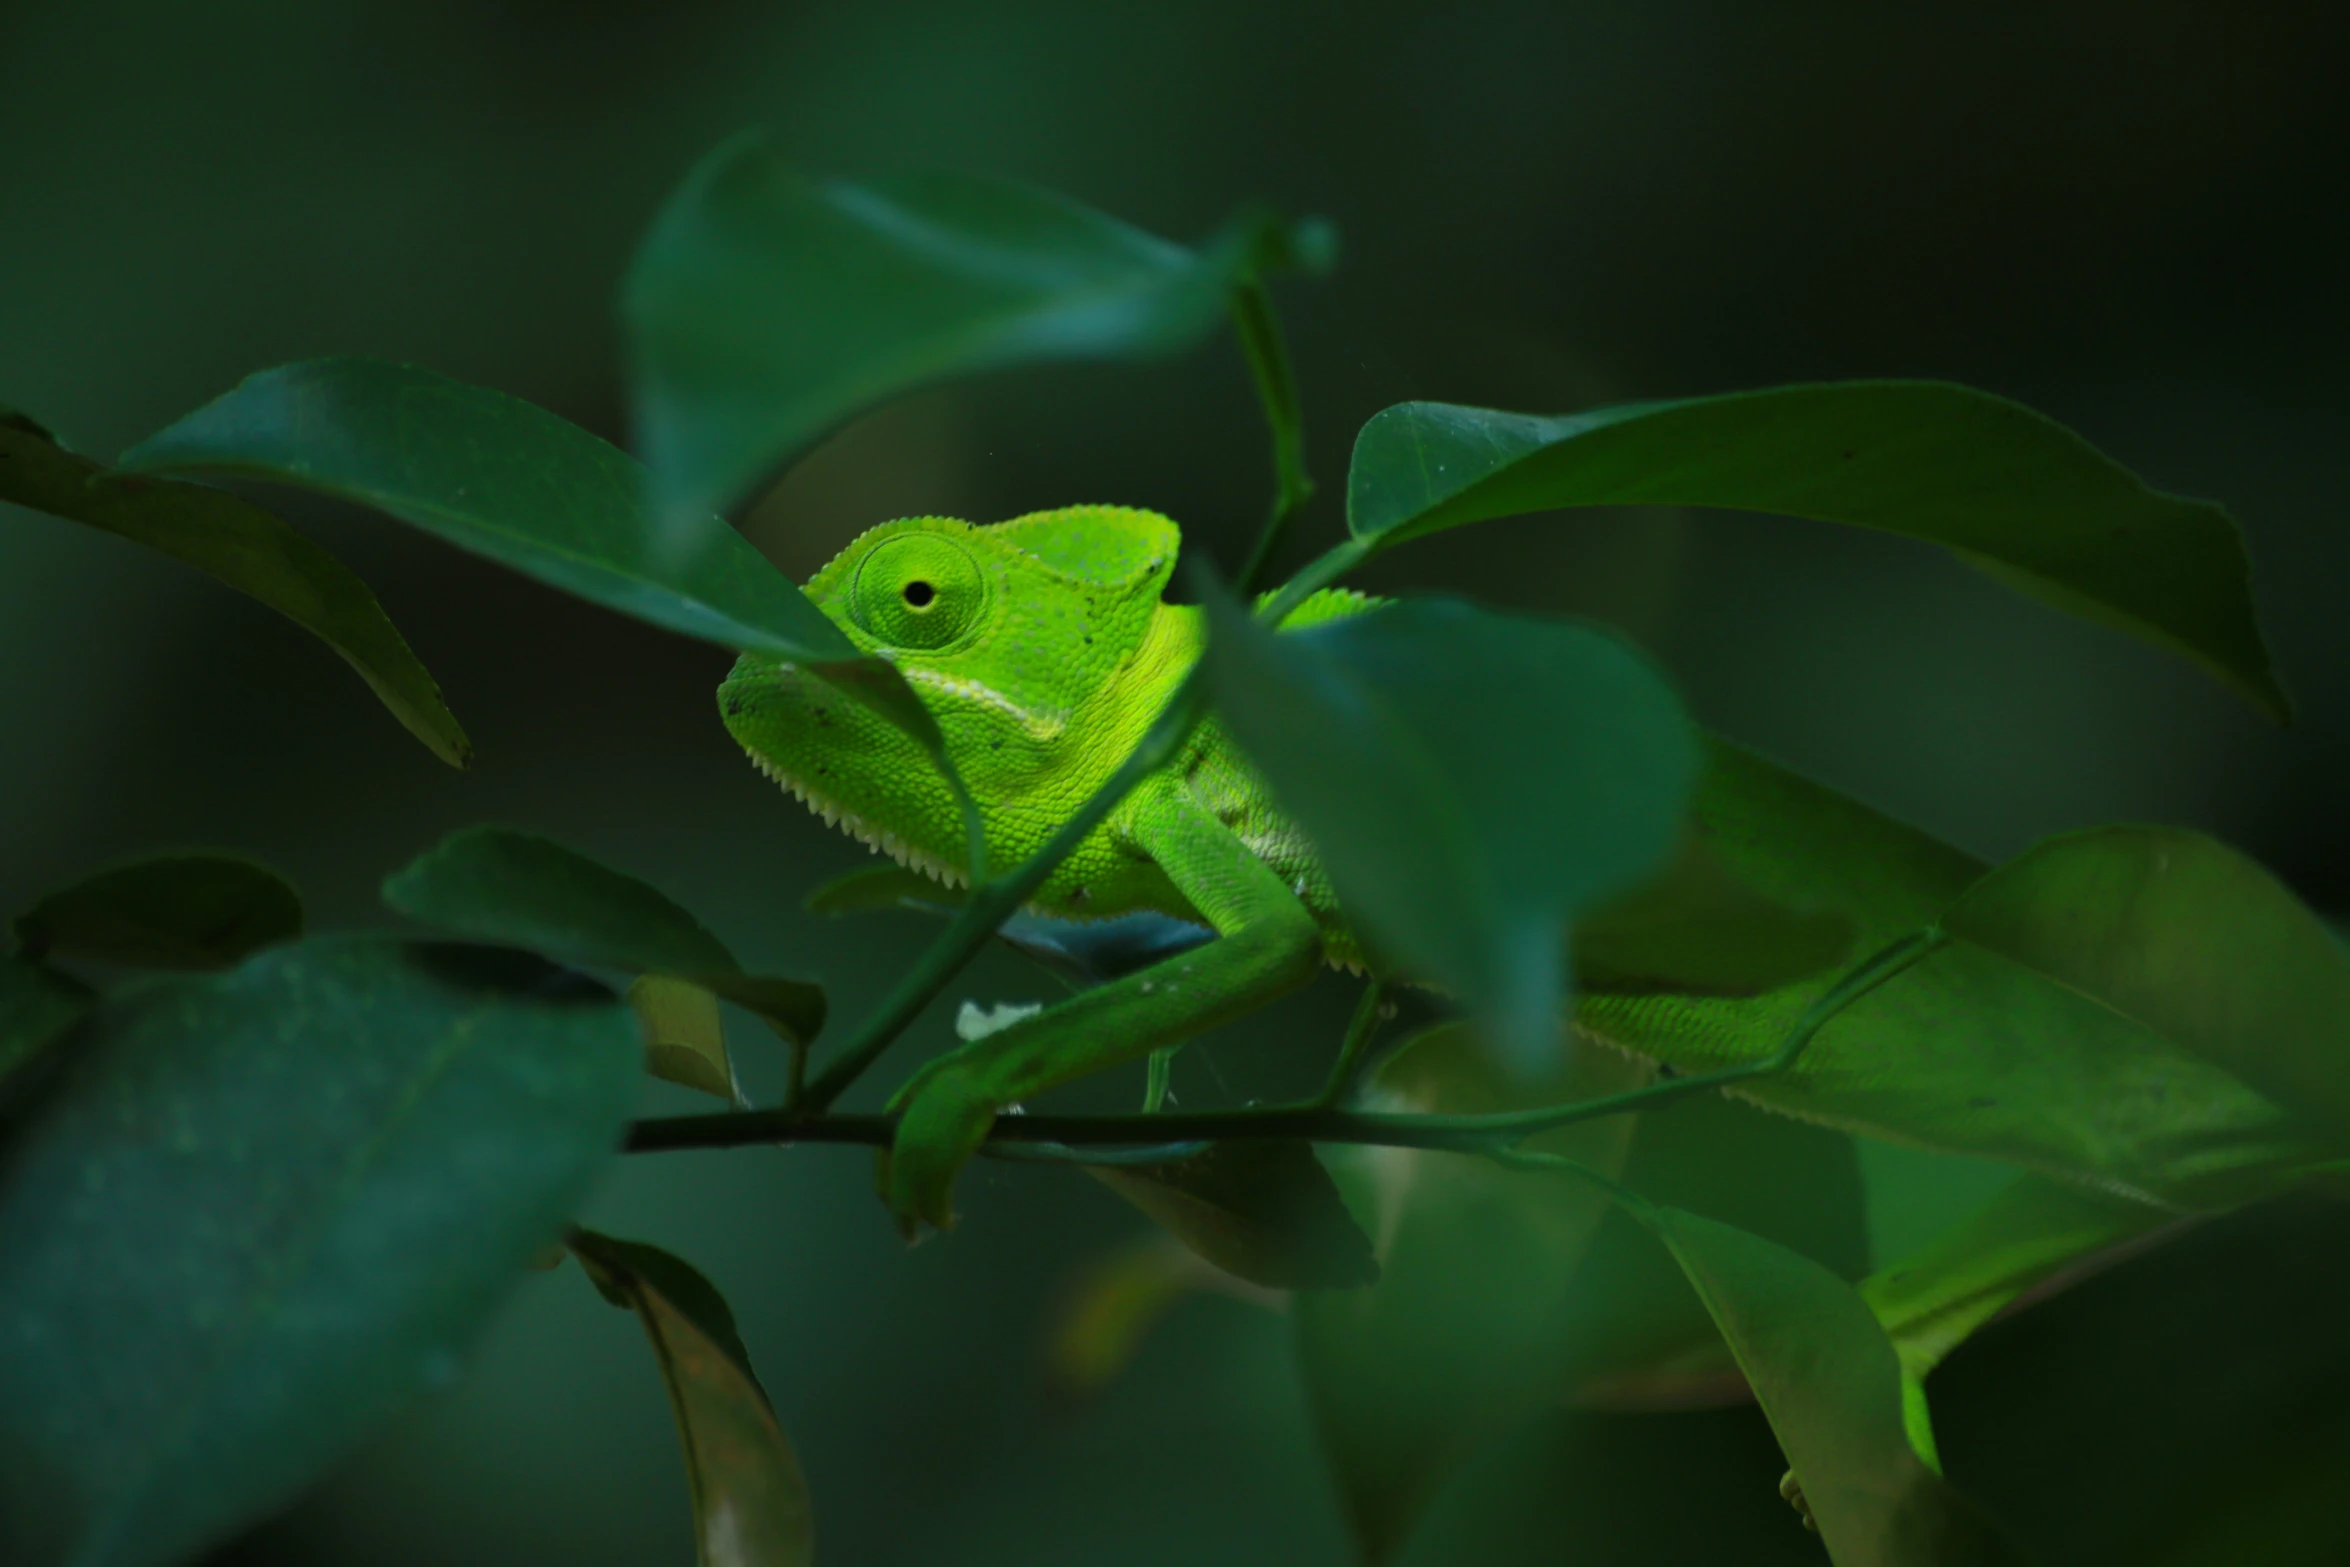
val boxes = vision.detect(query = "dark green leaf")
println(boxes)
[1638,1203,2035,1565]
[1576,835,1853,995]
[628,975,742,1103]
[1578,743,2318,1206]
[0,936,640,1567]
[568,1231,812,1567]
[12,852,302,970]
[383,826,825,1046]
[624,131,1314,527]
[1204,591,1698,1076]
[0,405,468,766]
[119,359,853,660]
[805,862,1214,989]
[1561,1091,1870,1411]
[1860,1172,2174,1381]
[1086,1140,1377,1290]
[803,862,961,916]
[0,953,90,1093]
[1347,388,2286,719]
[116,360,975,857]
[1943,825,2350,1147]
[1296,1023,1648,1563]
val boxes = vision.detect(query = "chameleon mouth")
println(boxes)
[742,750,971,890]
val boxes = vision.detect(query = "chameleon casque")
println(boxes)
[720,504,1376,1233]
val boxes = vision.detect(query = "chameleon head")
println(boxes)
[719,507,1187,884]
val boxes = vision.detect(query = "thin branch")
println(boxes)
[1230,279,1314,597]
[1314,978,1390,1109]
[796,670,1209,1111]
[633,929,1947,1156]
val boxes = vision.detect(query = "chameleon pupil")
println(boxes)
[903,580,936,608]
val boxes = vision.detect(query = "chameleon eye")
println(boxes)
[851,533,988,650]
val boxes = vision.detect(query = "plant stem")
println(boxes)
[796,671,1209,1111]
[1313,979,1389,1109]
[637,928,1946,1152]
[1230,279,1314,597]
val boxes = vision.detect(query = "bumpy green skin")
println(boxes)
[721,506,1373,1231]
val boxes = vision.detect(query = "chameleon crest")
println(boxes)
[722,505,1361,936]
[725,504,1373,1234]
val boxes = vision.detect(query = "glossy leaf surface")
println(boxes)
[12,852,302,970]
[1295,1023,1647,1562]
[1205,592,1698,1076]
[570,1231,812,1567]
[0,937,640,1567]
[1086,1139,1378,1290]
[0,407,467,765]
[1640,1203,2034,1565]
[1347,388,2286,717]
[1860,1172,2173,1380]
[1944,825,2350,1146]
[625,132,1309,526]
[117,360,969,838]
[1579,743,2318,1206]
[383,827,825,1046]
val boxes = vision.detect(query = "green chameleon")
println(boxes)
[722,505,2314,1235]
[721,505,1363,1233]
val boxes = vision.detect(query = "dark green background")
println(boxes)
[4,2,2345,1562]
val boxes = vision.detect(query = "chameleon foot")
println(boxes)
[882,1061,1000,1237]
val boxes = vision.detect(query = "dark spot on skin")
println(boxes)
[724,698,744,716]
[989,740,1003,750]
[1841,449,1856,460]
[1968,1096,1997,1109]
[1083,636,1093,644]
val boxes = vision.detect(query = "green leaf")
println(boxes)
[568,1231,812,1567]
[12,852,302,970]
[806,862,1215,989]
[383,826,825,1047]
[1085,1139,1378,1290]
[624,131,1316,527]
[116,360,976,862]
[628,975,743,1104]
[1577,743,2319,1207]
[1560,1091,1871,1411]
[1576,835,1854,995]
[0,935,640,1567]
[1635,1203,2034,1565]
[1295,1022,1648,1563]
[0,953,91,1095]
[1347,388,2287,719]
[0,406,468,766]
[1860,1172,2173,1381]
[1943,825,2350,1147]
[803,862,960,917]
[1203,591,1698,1076]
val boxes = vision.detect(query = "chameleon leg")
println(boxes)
[883,777,1324,1234]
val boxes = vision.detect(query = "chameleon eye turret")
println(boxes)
[850,532,989,650]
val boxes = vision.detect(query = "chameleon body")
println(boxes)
[721,506,1372,1231]
[724,505,2320,1230]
